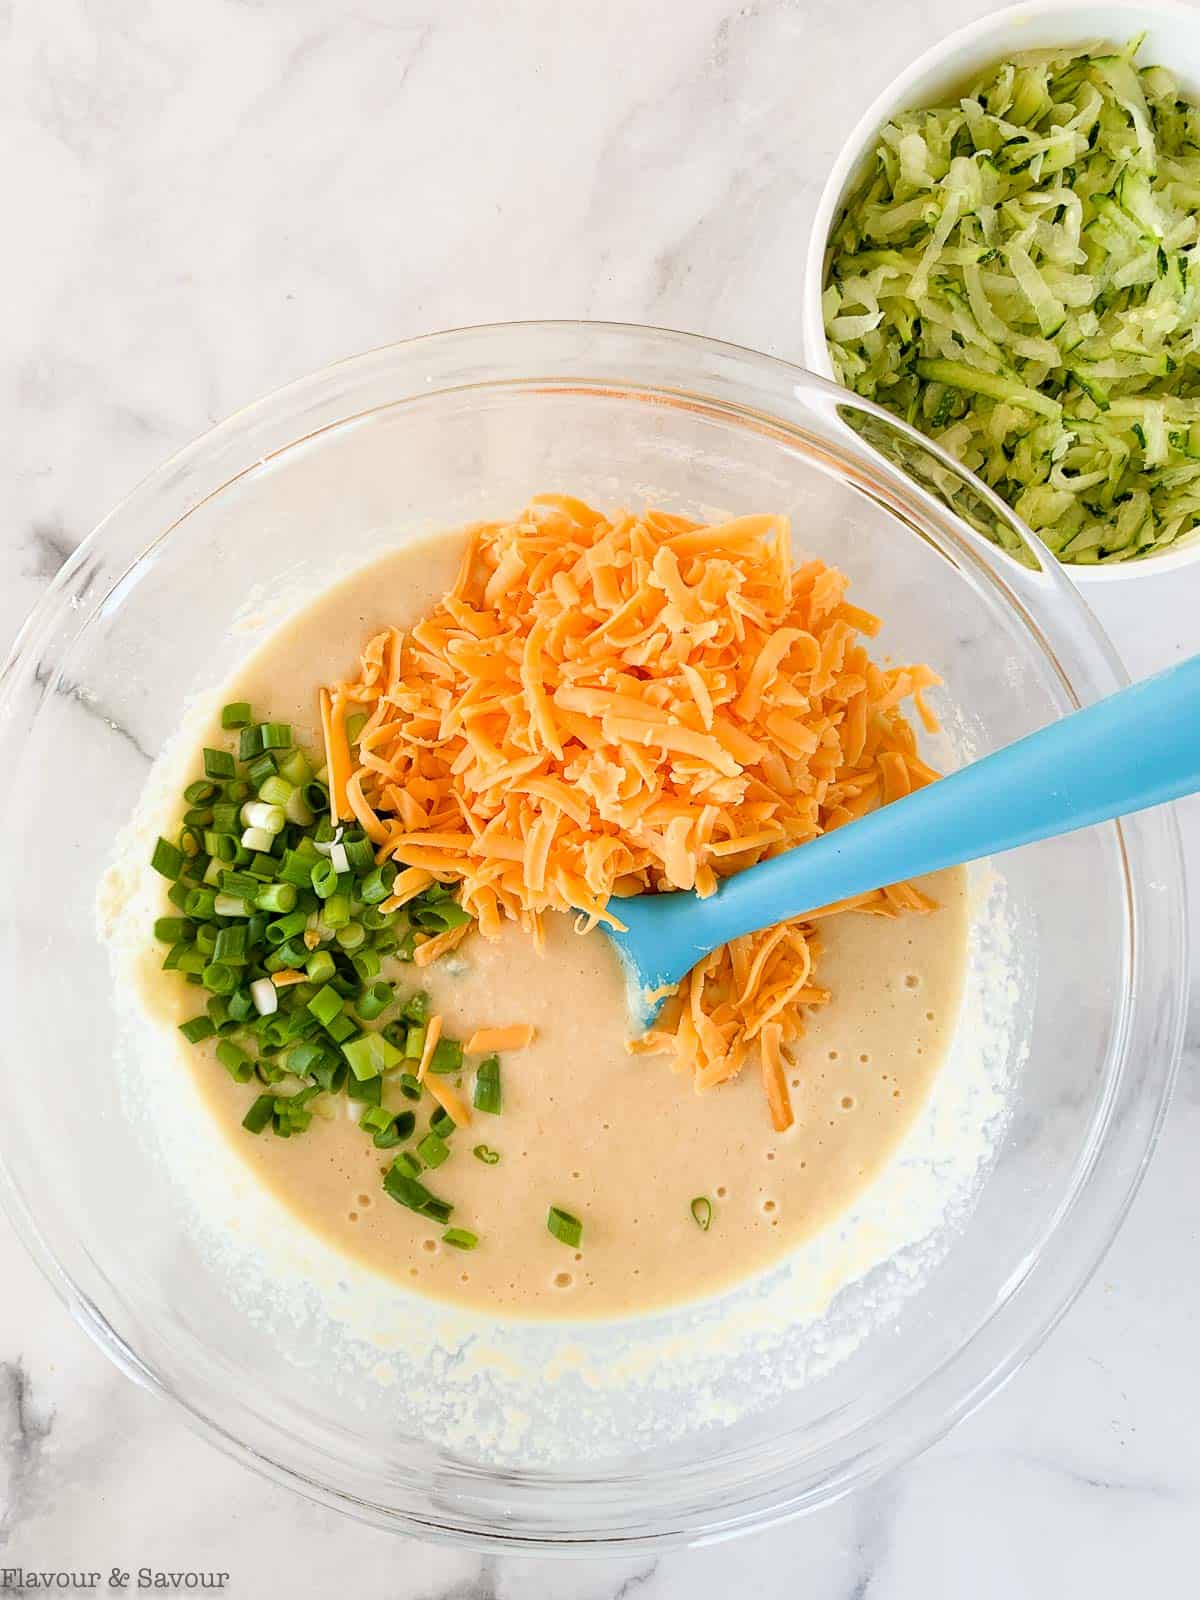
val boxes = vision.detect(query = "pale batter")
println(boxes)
[134,534,969,1319]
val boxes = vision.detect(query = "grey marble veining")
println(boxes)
[2,0,1199,1595]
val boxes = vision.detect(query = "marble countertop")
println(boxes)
[2,0,1198,1594]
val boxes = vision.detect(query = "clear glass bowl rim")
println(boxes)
[0,320,1185,1554]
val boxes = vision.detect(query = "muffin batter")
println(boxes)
[134,532,968,1318]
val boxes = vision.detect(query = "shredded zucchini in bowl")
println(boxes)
[824,35,1200,565]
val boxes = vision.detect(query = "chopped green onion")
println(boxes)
[352,948,382,983]
[307,985,344,1027]
[210,802,241,834]
[178,1015,216,1044]
[184,886,217,919]
[302,780,329,814]
[359,1105,395,1136]
[403,1023,426,1060]
[212,924,248,964]
[272,938,310,968]
[547,1206,582,1248]
[355,980,393,1021]
[255,881,297,914]
[154,916,192,943]
[323,891,351,929]
[690,1196,713,1231]
[207,997,237,1035]
[325,1013,356,1044]
[288,1039,330,1076]
[428,1036,463,1075]
[216,1040,254,1082]
[473,1054,501,1114]
[250,977,279,1016]
[202,961,238,995]
[442,1228,478,1250]
[221,702,252,729]
[334,920,366,951]
[227,987,255,1022]
[416,1130,450,1168]
[246,752,277,789]
[400,990,431,1024]
[241,800,285,835]
[255,775,290,808]
[430,1106,456,1138]
[241,826,276,853]
[266,910,307,946]
[278,748,311,787]
[391,1150,423,1179]
[150,838,184,879]
[341,1030,402,1081]
[304,949,336,985]
[383,1164,452,1219]
[310,858,338,899]
[277,849,317,888]
[358,863,397,904]
[410,898,473,933]
[375,1111,416,1149]
[260,722,292,749]
[473,1144,501,1165]
[345,1072,382,1104]
[203,747,236,780]
[343,835,375,872]
[220,867,259,901]
[241,1093,275,1133]
[284,789,315,827]
[396,1072,422,1101]
[238,724,264,761]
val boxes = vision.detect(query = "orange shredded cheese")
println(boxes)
[465,1025,535,1055]
[412,921,472,967]
[423,1072,471,1127]
[318,687,355,824]
[329,496,941,1130]
[415,1014,443,1083]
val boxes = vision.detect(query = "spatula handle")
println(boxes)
[697,652,1200,949]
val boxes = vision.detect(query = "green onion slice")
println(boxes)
[547,1205,582,1249]
[442,1228,478,1250]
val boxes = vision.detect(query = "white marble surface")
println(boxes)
[2,0,1199,1593]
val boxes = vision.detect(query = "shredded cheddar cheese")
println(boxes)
[327,496,940,1130]
[465,1025,535,1055]
[415,1014,443,1084]
[424,1072,472,1128]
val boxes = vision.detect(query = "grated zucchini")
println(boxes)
[824,36,1200,564]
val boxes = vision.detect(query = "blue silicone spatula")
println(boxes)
[608,655,1200,1030]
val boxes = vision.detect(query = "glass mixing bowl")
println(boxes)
[0,323,1184,1552]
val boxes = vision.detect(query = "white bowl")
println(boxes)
[800,0,1200,584]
